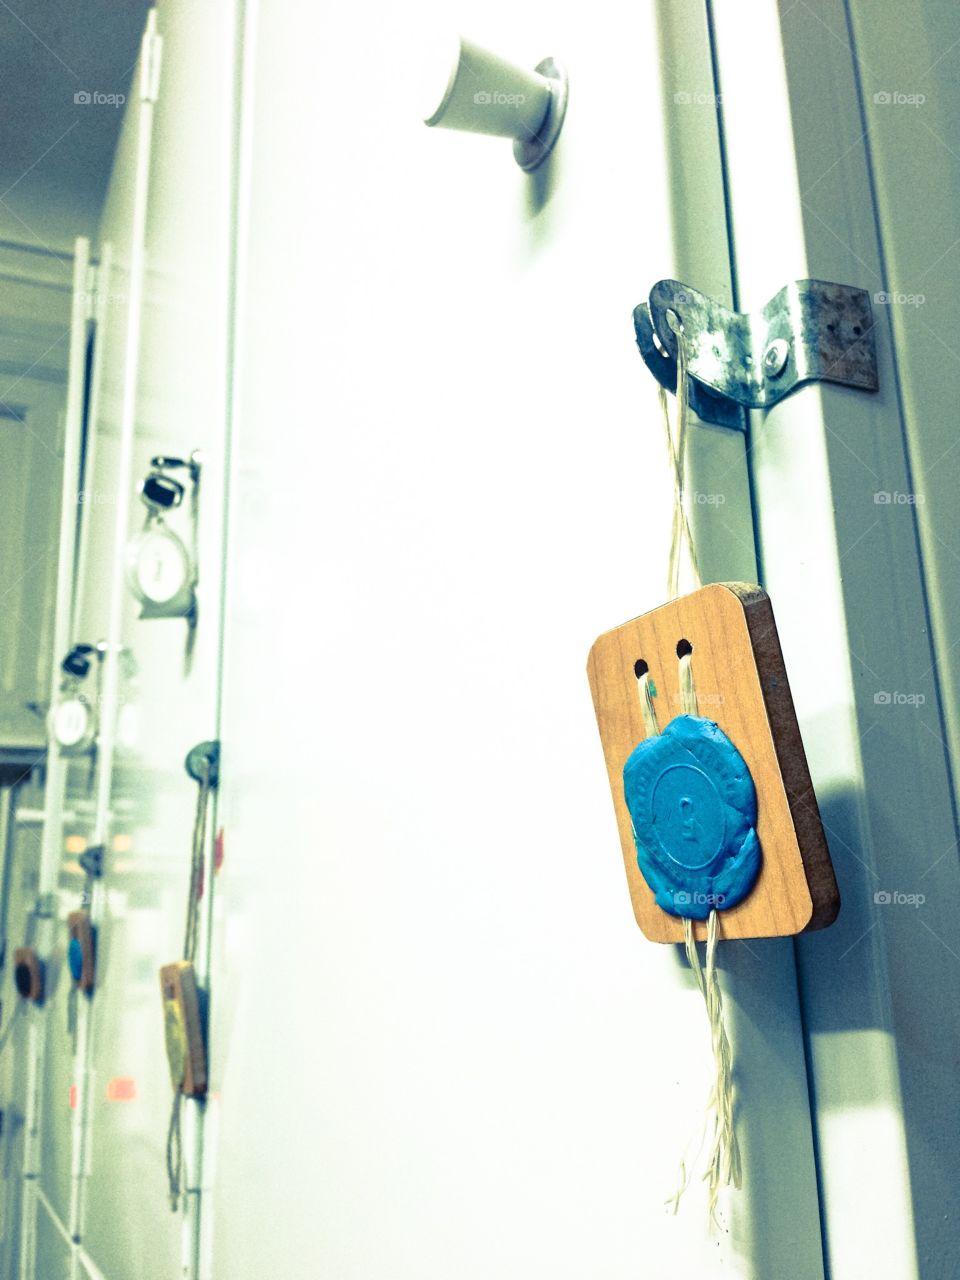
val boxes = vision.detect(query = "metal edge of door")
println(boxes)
[194,0,253,1267]
[179,0,250,1274]
[710,0,960,1276]
[625,0,829,1268]
[70,10,166,1274]
[70,241,114,648]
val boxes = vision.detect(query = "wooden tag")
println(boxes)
[160,961,208,1098]
[14,946,44,1002]
[587,583,839,942]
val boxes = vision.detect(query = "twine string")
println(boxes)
[166,1090,183,1212]
[636,668,661,738]
[666,650,740,1224]
[183,761,211,964]
[651,342,740,1222]
[166,759,211,1211]
[679,650,699,717]
[659,336,701,599]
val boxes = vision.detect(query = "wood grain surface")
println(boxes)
[587,583,840,942]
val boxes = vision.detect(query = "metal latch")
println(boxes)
[633,279,878,429]
[185,740,220,788]
[79,844,105,880]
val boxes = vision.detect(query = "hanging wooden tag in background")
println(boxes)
[587,582,840,942]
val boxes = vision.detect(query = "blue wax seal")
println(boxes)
[68,936,84,984]
[622,715,761,919]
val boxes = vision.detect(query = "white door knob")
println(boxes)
[423,36,568,172]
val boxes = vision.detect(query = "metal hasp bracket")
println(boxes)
[633,278,879,430]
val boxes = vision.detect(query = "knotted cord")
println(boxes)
[166,757,211,1211]
[656,332,741,1223]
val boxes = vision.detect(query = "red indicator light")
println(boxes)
[106,1076,137,1102]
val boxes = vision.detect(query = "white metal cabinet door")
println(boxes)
[77,0,237,1275]
[211,1,824,1277]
